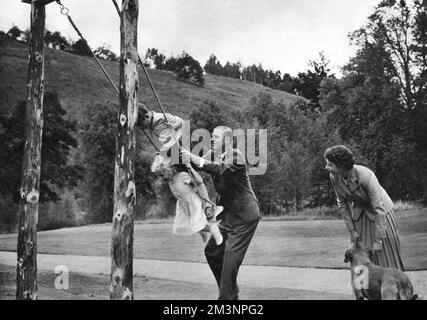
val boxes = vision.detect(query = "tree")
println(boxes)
[71,38,92,56]
[189,99,229,134]
[22,28,30,43]
[204,54,224,75]
[45,30,70,51]
[164,56,178,71]
[295,51,332,111]
[223,61,241,79]
[352,0,426,110]
[278,73,298,93]
[94,44,118,61]
[0,92,82,203]
[245,92,275,127]
[145,48,166,69]
[174,52,205,86]
[7,25,23,40]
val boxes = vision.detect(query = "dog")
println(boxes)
[344,242,417,300]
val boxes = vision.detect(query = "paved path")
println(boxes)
[1,251,426,298]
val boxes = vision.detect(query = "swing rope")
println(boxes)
[55,0,160,152]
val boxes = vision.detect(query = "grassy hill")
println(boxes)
[0,35,300,123]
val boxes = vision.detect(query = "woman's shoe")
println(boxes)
[213,206,223,219]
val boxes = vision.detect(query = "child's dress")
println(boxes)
[147,112,222,243]
[169,171,208,235]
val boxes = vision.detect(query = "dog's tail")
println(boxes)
[397,281,417,300]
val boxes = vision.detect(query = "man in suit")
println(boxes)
[181,126,261,300]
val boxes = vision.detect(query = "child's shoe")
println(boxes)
[208,223,223,245]
[213,205,223,219]
[205,205,224,220]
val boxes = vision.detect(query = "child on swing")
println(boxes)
[138,104,223,244]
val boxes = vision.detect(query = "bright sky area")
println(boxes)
[0,0,380,76]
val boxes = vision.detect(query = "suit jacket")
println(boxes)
[330,164,393,240]
[200,148,261,227]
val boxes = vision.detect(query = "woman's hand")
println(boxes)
[373,240,383,252]
[350,230,360,243]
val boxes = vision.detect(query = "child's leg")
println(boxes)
[188,166,204,185]
[202,222,223,245]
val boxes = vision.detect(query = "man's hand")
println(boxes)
[373,240,383,252]
[166,116,182,130]
[180,148,191,165]
[164,122,174,129]
[350,230,360,243]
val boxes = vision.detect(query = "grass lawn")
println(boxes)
[1,208,426,270]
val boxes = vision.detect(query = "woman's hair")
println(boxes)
[324,145,355,170]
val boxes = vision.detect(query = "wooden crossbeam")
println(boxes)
[22,0,57,6]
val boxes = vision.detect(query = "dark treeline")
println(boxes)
[148,47,330,108]
[4,25,118,61]
[204,53,305,94]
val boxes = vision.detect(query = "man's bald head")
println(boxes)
[211,126,233,154]
[213,126,233,138]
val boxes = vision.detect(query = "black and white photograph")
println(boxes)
[0,0,426,306]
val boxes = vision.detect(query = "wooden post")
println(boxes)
[16,0,46,300]
[110,0,139,300]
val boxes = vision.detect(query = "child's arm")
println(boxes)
[153,112,184,131]
[188,166,204,185]
[167,115,184,130]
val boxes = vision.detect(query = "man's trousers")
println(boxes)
[204,218,259,300]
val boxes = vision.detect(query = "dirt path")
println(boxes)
[1,251,426,298]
